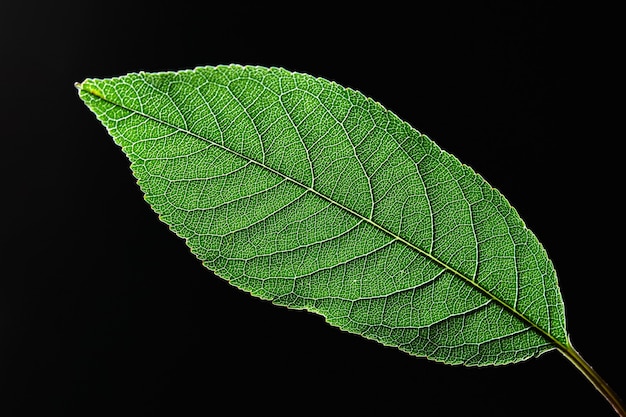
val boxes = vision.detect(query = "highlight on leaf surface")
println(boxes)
[76,65,625,416]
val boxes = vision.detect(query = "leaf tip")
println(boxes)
[75,80,105,100]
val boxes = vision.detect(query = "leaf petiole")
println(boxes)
[559,344,626,416]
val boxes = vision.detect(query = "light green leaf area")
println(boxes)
[77,65,568,366]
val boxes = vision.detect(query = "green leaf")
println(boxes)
[78,66,626,416]
[76,64,567,367]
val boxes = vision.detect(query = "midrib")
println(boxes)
[78,81,567,352]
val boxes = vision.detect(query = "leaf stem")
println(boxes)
[559,343,625,416]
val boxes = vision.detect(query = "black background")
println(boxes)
[1,1,624,416]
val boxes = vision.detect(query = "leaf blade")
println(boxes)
[77,64,568,366]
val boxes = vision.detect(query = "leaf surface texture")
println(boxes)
[78,65,567,366]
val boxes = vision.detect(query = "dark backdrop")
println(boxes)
[1,2,623,416]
